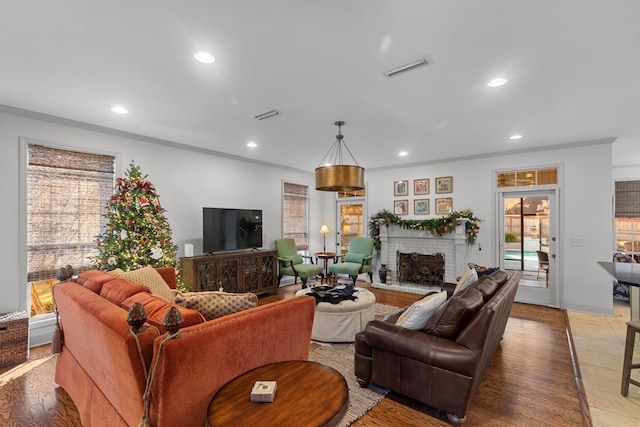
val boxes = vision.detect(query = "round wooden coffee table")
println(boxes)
[206,360,348,427]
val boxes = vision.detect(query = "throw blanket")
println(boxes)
[307,286,358,304]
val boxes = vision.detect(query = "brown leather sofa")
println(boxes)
[354,269,521,425]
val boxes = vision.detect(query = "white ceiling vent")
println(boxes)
[384,58,431,78]
[252,109,280,120]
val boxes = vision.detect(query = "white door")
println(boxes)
[498,189,559,307]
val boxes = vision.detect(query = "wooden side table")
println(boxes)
[315,252,337,284]
[207,360,348,427]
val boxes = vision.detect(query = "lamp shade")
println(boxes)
[320,224,329,234]
[315,121,365,192]
[315,165,365,192]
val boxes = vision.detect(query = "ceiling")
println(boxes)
[2,1,640,172]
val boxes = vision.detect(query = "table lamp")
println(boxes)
[320,224,329,253]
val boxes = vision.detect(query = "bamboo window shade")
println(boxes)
[615,181,640,218]
[282,182,309,249]
[27,144,115,282]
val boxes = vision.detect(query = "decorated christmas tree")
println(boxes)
[93,162,181,276]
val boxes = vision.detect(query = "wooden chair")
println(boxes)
[275,238,323,288]
[536,250,549,285]
[328,237,374,287]
[621,320,640,396]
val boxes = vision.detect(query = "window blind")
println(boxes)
[27,144,115,281]
[615,181,640,218]
[282,182,309,248]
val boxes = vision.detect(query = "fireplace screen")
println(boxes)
[396,251,445,287]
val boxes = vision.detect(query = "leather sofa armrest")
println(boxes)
[363,320,478,376]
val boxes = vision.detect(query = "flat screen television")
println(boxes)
[203,207,263,253]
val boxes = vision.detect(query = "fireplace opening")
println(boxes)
[396,251,445,287]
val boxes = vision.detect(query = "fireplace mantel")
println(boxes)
[378,219,468,283]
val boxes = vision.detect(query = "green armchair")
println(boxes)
[329,237,374,286]
[275,238,323,288]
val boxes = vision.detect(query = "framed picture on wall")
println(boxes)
[414,178,429,195]
[414,199,430,215]
[394,200,409,215]
[435,198,453,214]
[394,180,409,196]
[435,176,453,194]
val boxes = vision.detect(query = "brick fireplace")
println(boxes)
[377,219,469,286]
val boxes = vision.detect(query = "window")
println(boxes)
[282,182,309,249]
[27,144,115,316]
[615,180,640,262]
[497,168,558,188]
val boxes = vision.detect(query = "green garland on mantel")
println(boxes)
[368,209,481,253]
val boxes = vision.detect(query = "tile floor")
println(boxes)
[567,300,640,426]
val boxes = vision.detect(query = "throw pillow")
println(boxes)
[344,253,364,263]
[121,292,205,333]
[469,277,500,302]
[75,270,118,294]
[453,268,478,295]
[174,291,258,321]
[424,286,485,339]
[112,266,175,302]
[281,254,303,265]
[395,291,447,330]
[100,279,150,306]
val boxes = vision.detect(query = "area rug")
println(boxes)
[374,302,400,318]
[308,343,387,426]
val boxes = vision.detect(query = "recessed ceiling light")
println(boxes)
[247,142,258,148]
[509,134,523,140]
[398,151,408,157]
[488,77,508,87]
[194,51,215,64]
[111,106,128,114]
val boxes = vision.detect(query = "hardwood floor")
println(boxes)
[0,281,588,426]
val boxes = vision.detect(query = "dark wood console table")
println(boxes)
[206,360,348,427]
[181,250,277,295]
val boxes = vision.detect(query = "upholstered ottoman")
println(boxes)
[295,286,376,343]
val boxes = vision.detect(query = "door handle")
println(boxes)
[551,254,556,259]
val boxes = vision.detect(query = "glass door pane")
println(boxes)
[504,195,549,287]
[336,201,364,254]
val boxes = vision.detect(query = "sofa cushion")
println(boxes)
[487,269,508,286]
[121,292,205,332]
[75,270,118,293]
[112,266,174,301]
[469,276,500,302]
[453,268,478,295]
[425,286,485,339]
[173,291,258,321]
[100,279,150,305]
[395,290,447,330]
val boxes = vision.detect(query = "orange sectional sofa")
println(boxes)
[53,268,315,427]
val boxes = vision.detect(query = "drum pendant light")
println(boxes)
[315,121,365,192]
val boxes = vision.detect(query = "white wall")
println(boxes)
[0,109,618,330]
[0,110,329,319]
[365,141,614,315]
